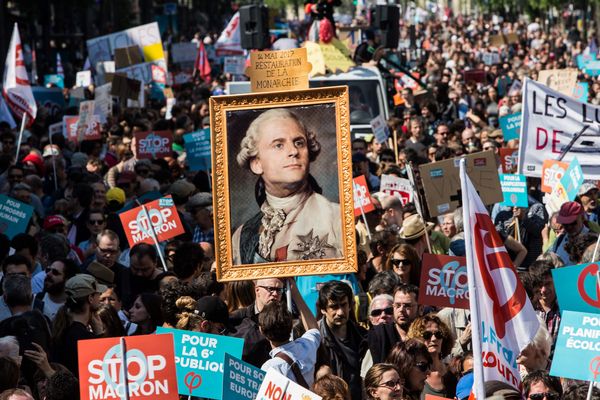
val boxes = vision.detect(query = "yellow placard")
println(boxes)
[246,48,312,93]
[142,43,165,62]
[319,40,355,73]
[305,42,326,77]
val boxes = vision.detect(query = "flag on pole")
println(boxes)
[56,52,64,78]
[194,42,212,83]
[2,23,37,123]
[0,97,17,129]
[215,12,244,56]
[83,57,91,71]
[460,159,539,395]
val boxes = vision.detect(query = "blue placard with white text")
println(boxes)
[0,195,34,239]
[498,112,521,141]
[184,129,211,171]
[560,157,584,201]
[499,174,528,208]
[577,53,597,69]
[156,326,243,399]
[222,353,265,400]
[550,310,600,382]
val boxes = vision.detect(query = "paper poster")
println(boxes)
[559,157,584,201]
[222,354,265,400]
[353,175,375,217]
[370,114,389,144]
[420,151,502,217]
[76,70,93,87]
[541,159,569,193]
[76,101,100,142]
[77,334,179,400]
[44,74,64,88]
[0,195,34,239]
[95,83,113,123]
[418,254,469,309]
[380,174,414,206]
[155,327,244,399]
[224,56,247,75]
[499,148,518,173]
[256,370,322,400]
[518,78,600,179]
[552,262,600,314]
[135,130,173,159]
[246,48,311,93]
[550,310,600,382]
[576,53,596,69]
[499,174,528,208]
[170,42,198,64]
[119,196,185,247]
[498,112,521,142]
[537,69,579,96]
[183,129,211,171]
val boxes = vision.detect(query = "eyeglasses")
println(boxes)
[378,379,403,389]
[529,393,560,400]
[370,307,393,317]
[422,330,445,340]
[88,219,105,225]
[98,247,118,255]
[415,361,431,372]
[391,258,410,267]
[45,267,62,276]
[257,285,285,295]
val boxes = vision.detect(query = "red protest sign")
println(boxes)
[425,396,453,400]
[135,131,173,159]
[119,196,184,247]
[152,65,167,85]
[78,334,179,400]
[463,69,486,83]
[418,254,469,310]
[541,159,569,193]
[498,147,518,173]
[353,175,375,217]
[63,115,102,143]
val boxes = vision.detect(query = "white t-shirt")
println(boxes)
[42,293,64,322]
[261,328,321,388]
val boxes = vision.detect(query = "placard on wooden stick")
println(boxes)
[246,48,312,93]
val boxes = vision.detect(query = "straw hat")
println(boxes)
[399,214,434,240]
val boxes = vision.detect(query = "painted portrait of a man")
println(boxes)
[231,108,343,265]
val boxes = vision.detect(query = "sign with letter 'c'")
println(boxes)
[78,334,178,400]
[353,175,374,217]
[135,130,173,159]
[119,195,184,247]
[550,310,600,382]
[418,254,469,309]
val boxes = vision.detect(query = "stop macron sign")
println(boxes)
[119,196,185,247]
[78,334,179,400]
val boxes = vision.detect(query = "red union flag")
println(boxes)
[119,196,184,247]
[460,159,539,396]
[2,24,37,123]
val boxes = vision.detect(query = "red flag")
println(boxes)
[194,42,211,83]
[2,23,37,123]
[460,159,539,396]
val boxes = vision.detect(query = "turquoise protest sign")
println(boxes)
[184,129,211,171]
[550,310,600,382]
[32,87,66,118]
[584,60,600,77]
[573,82,589,103]
[156,327,244,399]
[577,53,597,69]
[498,113,521,141]
[44,74,65,89]
[552,262,600,313]
[560,157,584,201]
[499,174,528,208]
[222,353,265,400]
[0,195,34,239]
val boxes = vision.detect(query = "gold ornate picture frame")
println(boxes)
[210,86,356,281]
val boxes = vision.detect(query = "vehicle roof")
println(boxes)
[310,66,382,81]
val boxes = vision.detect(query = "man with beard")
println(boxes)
[122,243,162,309]
[35,259,79,322]
[368,283,423,364]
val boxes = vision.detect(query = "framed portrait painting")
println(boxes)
[210,86,356,281]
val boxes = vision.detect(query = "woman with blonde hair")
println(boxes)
[407,314,457,398]
[384,243,421,286]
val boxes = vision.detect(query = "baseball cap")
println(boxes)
[195,296,234,332]
[556,201,583,225]
[106,187,126,205]
[87,261,115,286]
[42,145,61,158]
[65,274,107,298]
[43,215,66,230]
[578,182,599,197]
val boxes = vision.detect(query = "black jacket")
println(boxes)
[230,303,272,368]
[368,322,401,364]
[317,319,367,400]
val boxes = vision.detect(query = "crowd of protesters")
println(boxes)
[0,4,600,400]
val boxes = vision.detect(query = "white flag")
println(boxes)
[2,23,37,123]
[460,159,539,396]
[56,52,64,78]
[215,12,244,56]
